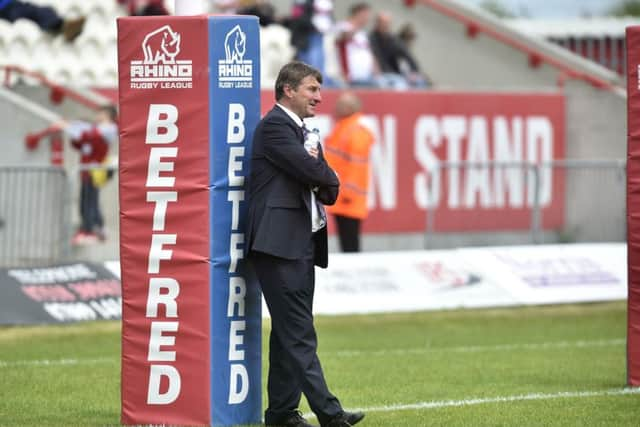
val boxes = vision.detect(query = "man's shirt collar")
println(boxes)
[276,103,304,128]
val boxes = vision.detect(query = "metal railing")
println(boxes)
[0,166,71,267]
[0,160,627,265]
[1,65,102,109]
[414,0,622,91]
[424,159,626,248]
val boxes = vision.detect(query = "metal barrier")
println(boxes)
[424,160,626,248]
[552,159,627,243]
[0,166,71,267]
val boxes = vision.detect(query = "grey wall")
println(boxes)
[0,88,57,166]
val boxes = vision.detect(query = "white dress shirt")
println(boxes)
[276,104,326,232]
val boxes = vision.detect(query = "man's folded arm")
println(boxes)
[316,184,339,205]
[262,121,340,188]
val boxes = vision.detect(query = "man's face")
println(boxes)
[377,14,391,33]
[353,9,371,29]
[286,75,322,119]
[95,110,110,124]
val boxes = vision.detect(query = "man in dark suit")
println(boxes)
[246,61,365,427]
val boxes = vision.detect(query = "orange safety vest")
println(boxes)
[324,113,375,219]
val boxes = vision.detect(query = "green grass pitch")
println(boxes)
[1,301,639,426]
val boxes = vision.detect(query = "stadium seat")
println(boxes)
[0,18,12,41]
[76,68,98,86]
[76,35,103,60]
[51,67,73,85]
[5,37,31,69]
[10,20,41,46]
[31,40,56,73]
[88,2,116,20]
[99,67,118,88]
[0,0,123,87]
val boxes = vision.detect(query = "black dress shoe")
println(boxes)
[323,411,365,427]
[266,410,317,427]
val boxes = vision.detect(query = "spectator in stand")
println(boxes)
[334,2,381,88]
[398,22,415,44]
[396,19,432,88]
[213,0,236,14]
[236,1,274,23]
[324,92,374,252]
[370,12,429,89]
[287,0,339,87]
[212,0,259,14]
[118,0,169,16]
[0,0,85,42]
[62,105,118,245]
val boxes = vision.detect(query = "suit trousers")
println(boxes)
[79,178,103,233]
[250,236,342,425]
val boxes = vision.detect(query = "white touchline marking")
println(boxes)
[305,388,640,418]
[0,339,624,369]
[0,357,116,368]
[328,338,625,357]
[351,388,640,413]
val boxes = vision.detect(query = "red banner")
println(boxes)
[100,88,566,234]
[262,90,566,233]
[118,17,211,424]
[626,26,640,387]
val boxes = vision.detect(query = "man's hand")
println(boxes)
[308,147,319,159]
[53,119,69,130]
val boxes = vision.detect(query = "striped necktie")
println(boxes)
[302,124,327,229]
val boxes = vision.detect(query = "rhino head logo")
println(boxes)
[224,25,246,63]
[142,25,181,64]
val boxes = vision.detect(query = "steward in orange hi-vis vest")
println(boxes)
[324,97,374,220]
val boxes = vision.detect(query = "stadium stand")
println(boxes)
[0,0,118,87]
[0,0,625,90]
[508,17,636,77]
[0,0,632,264]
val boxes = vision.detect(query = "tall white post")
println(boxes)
[174,0,207,15]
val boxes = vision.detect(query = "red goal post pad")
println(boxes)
[626,26,640,387]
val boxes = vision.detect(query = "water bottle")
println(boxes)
[304,128,320,153]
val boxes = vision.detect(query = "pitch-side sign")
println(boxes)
[97,87,566,233]
[118,16,261,426]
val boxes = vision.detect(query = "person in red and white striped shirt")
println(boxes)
[62,105,118,245]
[334,2,380,87]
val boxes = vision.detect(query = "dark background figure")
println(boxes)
[370,11,430,88]
[324,92,374,252]
[118,0,169,16]
[246,61,364,427]
[213,0,261,14]
[243,2,295,88]
[286,0,337,87]
[63,105,118,245]
[397,22,432,87]
[238,1,277,26]
[0,0,85,42]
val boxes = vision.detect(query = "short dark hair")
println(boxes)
[99,104,118,122]
[398,23,416,43]
[274,61,323,101]
[349,2,371,17]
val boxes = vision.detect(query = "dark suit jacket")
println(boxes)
[246,105,340,268]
